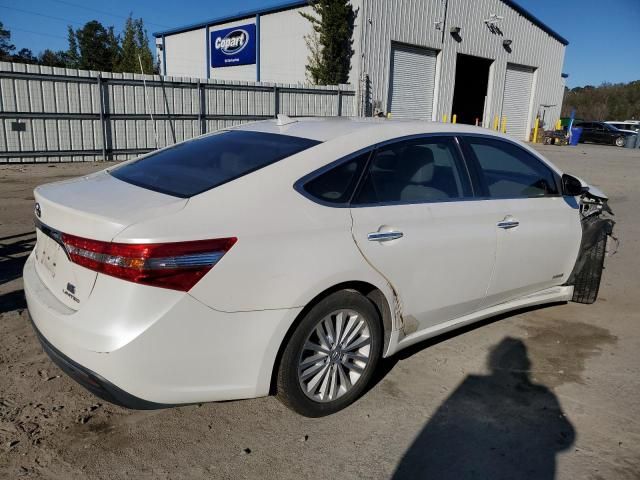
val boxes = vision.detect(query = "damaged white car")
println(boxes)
[24,118,614,417]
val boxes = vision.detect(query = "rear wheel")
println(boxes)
[615,136,625,147]
[277,290,382,417]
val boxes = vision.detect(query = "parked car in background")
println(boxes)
[605,121,640,134]
[575,121,637,147]
[25,118,615,417]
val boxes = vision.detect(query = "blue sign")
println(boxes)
[211,24,256,68]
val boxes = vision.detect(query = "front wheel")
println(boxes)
[276,290,382,417]
[615,136,625,147]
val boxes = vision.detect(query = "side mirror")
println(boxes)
[562,174,587,197]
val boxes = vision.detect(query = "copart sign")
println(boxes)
[211,24,256,68]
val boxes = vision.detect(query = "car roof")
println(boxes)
[230,116,511,142]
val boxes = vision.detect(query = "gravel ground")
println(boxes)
[0,143,639,479]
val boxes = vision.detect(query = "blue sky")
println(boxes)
[1,0,638,88]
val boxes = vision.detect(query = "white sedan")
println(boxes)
[24,117,614,417]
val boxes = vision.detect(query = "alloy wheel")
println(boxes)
[297,309,372,403]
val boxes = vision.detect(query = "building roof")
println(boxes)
[501,0,568,45]
[153,0,568,47]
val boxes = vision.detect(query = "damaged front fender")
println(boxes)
[565,190,616,304]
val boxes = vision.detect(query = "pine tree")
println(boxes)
[300,0,357,85]
[115,16,154,74]
[66,26,80,68]
[73,20,120,71]
[0,21,16,61]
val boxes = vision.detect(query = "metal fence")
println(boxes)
[0,62,356,163]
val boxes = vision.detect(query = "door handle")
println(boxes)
[497,216,520,229]
[367,231,404,242]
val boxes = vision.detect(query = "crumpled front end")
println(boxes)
[566,189,616,304]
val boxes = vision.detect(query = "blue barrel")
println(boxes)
[569,127,582,146]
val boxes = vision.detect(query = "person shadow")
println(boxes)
[392,337,575,480]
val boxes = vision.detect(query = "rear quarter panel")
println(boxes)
[113,136,398,315]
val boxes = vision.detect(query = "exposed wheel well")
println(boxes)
[269,281,393,395]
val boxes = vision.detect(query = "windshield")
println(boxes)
[110,130,320,198]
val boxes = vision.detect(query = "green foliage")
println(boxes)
[39,49,71,68]
[0,21,16,61]
[73,20,120,71]
[563,81,640,120]
[1,17,155,73]
[300,0,356,85]
[115,16,155,74]
[13,48,38,64]
[66,26,80,68]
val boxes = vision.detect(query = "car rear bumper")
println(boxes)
[24,252,303,406]
[31,318,170,409]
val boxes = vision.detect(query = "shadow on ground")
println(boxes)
[0,231,35,286]
[391,337,575,479]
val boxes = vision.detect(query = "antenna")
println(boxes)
[138,54,159,149]
[276,114,297,126]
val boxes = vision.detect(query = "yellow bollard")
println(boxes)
[501,117,507,133]
[442,114,448,123]
[532,117,540,143]
[452,114,457,124]
[493,116,499,131]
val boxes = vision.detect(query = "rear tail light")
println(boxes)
[61,234,237,291]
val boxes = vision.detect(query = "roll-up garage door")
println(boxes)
[388,44,437,120]
[502,64,535,140]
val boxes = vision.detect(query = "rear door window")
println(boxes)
[464,136,559,198]
[353,137,472,205]
[111,130,320,198]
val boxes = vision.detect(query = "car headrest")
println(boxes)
[399,146,435,184]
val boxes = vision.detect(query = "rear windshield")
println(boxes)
[110,130,320,198]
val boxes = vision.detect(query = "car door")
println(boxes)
[349,136,497,332]
[594,123,609,143]
[578,122,594,143]
[460,135,582,307]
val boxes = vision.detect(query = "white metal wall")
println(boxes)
[260,6,313,83]
[359,0,567,138]
[158,3,364,86]
[164,28,207,79]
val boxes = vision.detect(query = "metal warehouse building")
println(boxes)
[154,0,568,140]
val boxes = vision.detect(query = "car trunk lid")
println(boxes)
[33,171,188,310]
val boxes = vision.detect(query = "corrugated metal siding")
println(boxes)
[0,62,355,163]
[359,0,566,131]
[501,64,535,139]
[388,44,437,120]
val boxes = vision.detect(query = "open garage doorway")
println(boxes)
[451,54,492,125]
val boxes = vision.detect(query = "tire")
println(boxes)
[615,136,625,147]
[276,290,383,417]
[572,226,607,304]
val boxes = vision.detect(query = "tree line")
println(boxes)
[0,17,156,74]
[562,81,640,121]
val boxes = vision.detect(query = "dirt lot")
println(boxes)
[1,144,639,479]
